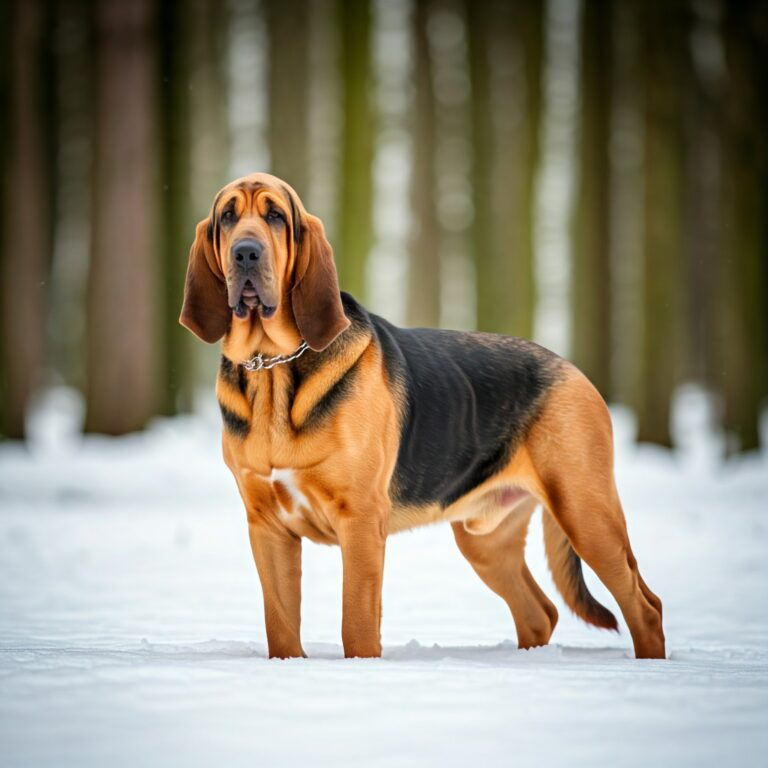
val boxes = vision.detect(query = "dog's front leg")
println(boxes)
[247,515,305,659]
[337,513,387,658]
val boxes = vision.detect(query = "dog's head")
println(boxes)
[179,173,349,353]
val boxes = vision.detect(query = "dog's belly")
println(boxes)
[390,485,535,535]
[244,464,535,544]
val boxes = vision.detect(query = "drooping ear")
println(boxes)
[179,217,231,343]
[291,213,350,352]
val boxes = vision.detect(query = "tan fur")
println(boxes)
[184,174,665,661]
[524,367,665,658]
[452,498,559,650]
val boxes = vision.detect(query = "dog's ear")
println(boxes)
[291,213,350,352]
[179,218,231,343]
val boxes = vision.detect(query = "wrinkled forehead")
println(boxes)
[214,175,290,213]
[212,173,304,248]
[213,177,278,213]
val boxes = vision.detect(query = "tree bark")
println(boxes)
[684,1,722,396]
[335,0,373,300]
[86,0,161,434]
[635,0,690,447]
[159,0,194,414]
[514,0,544,342]
[467,0,542,338]
[719,0,768,452]
[572,0,612,399]
[0,0,50,439]
[428,0,474,332]
[407,0,440,328]
[465,0,495,333]
[266,0,310,195]
[47,0,96,396]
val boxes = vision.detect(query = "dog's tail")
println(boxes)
[542,510,619,631]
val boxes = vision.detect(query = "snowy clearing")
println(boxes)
[1,389,766,767]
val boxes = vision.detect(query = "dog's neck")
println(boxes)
[222,302,303,363]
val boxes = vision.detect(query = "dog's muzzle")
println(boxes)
[228,238,278,319]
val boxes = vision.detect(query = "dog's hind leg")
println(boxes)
[526,368,666,659]
[452,498,558,649]
[544,487,665,658]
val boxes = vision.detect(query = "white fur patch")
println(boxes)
[270,468,310,519]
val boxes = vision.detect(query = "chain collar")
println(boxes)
[242,340,309,372]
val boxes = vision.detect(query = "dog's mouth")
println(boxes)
[232,280,277,320]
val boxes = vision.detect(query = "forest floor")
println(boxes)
[1,388,766,767]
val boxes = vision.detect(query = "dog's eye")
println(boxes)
[266,209,285,223]
[221,210,235,224]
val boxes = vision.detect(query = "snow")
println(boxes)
[1,387,766,767]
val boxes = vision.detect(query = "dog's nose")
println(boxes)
[232,239,263,269]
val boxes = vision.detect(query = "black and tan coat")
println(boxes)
[180,172,665,660]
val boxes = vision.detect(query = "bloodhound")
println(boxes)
[180,172,665,660]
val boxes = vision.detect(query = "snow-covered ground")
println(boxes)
[1,387,766,767]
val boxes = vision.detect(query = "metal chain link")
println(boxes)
[242,340,310,372]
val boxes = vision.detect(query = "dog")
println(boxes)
[179,172,665,660]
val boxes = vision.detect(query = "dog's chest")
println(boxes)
[219,365,310,459]
[268,467,310,519]
[232,458,339,544]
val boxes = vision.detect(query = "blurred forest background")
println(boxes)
[0,0,766,452]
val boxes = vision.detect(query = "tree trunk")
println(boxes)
[719,0,768,452]
[267,0,310,195]
[47,0,96,396]
[335,0,373,300]
[160,0,193,414]
[187,0,231,388]
[428,0,474,332]
[407,0,440,328]
[306,0,340,229]
[467,0,541,338]
[572,0,612,399]
[86,0,161,434]
[684,2,722,394]
[514,0,544,342]
[0,1,50,439]
[606,0,643,409]
[465,0,495,333]
[635,0,690,447]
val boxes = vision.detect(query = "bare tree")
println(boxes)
[572,0,612,399]
[718,0,768,451]
[635,0,690,447]
[407,0,440,328]
[467,0,542,338]
[159,0,199,414]
[267,0,310,195]
[85,0,161,434]
[335,0,373,300]
[465,0,495,332]
[48,0,96,398]
[0,1,50,439]
[512,0,544,342]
